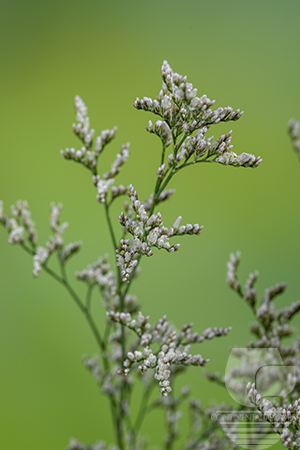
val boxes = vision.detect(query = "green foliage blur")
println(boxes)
[0,1,300,449]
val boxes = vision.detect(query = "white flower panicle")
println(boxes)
[76,255,119,308]
[7,218,24,245]
[62,97,130,206]
[107,311,218,396]
[61,125,118,174]
[146,120,172,147]
[226,252,300,348]
[111,185,129,201]
[134,60,262,170]
[117,185,193,282]
[31,203,81,277]
[10,200,37,245]
[0,200,82,278]
[33,246,49,277]
[95,127,118,155]
[247,383,300,448]
[179,323,232,344]
[72,95,95,148]
[42,202,68,254]
[220,251,300,444]
[215,150,262,168]
[73,96,93,142]
[96,178,115,204]
[157,163,166,178]
[117,185,203,282]
[227,251,242,292]
[244,270,259,308]
[0,200,37,246]
[61,242,82,262]
[115,239,143,283]
[103,143,130,180]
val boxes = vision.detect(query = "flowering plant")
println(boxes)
[1,61,299,450]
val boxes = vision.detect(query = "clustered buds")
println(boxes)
[33,203,68,276]
[117,185,195,282]
[227,251,241,292]
[72,95,95,147]
[32,203,80,277]
[76,255,119,307]
[61,242,82,262]
[107,310,214,396]
[103,143,130,180]
[61,96,129,206]
[247,383,300,448]
[223,250,300,449]
[0,200,37,246]
[134,60,262,173]
[179,323,232,344]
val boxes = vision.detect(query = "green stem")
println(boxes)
[86,284,94,312]
[104,200,127,449]
[134,380,156,432]
[105,201,118,251]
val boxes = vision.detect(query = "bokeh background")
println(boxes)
[1,0,300,449]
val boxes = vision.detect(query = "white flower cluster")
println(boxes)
[107,310,210,396]
[134,60,262,170]
[95,177,115,203]
[33,203,81,277]
[256,283,287,330]
[244,269,259,308]
[117,186,193,282]
[10,200,37,245]
[215,150,262,168]
[154,343,209,396]
[103,143,130,180]
[33,203,69,277]
[107,311,150,338]
[61,242,82,262]
[227,252,300,351]
[221,251,300,448]
[226,251,241,292]
[73,95,95,147]
[117,186,203,282]
[115,239,144,283]
[179,323,232,344]
[76,255,118,306]
[0,200,37,246]
[146,119,172,147]
[62,96,130,207]
[288,119,300,159]
[110,184,129,202]
[247,383,300,448]
[33,247,49,277]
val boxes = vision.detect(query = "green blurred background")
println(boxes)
[1,0,300,448]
